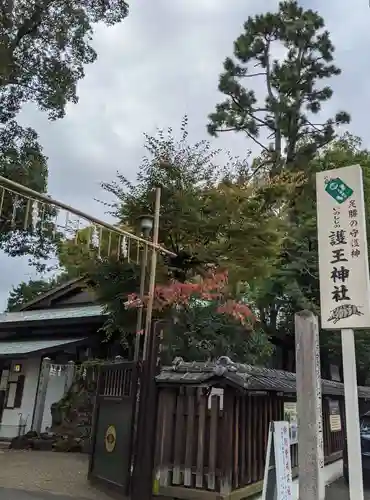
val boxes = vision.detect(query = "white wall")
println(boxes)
[0,358,40,438]
[255,460,343,500]
[0,357,69,438]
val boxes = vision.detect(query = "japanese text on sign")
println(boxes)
[316,165,370,329]
[274,422,293,500]
[329,400,342,432]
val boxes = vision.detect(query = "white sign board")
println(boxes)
[274,422,293,500]
[262,421,293,500]
[329,400,342,432]
[283,402,298,445]
[316,165,370,329]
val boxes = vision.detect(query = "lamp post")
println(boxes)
[131,189,161,500]
[133,215,153,361]
[142,188,161,361]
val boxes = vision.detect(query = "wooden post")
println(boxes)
[295,311,325,500]
[131,320,161,500]
[220,389,234,495]
[184,387,195,486]
[32,357,51,433]
[64,360,75,394]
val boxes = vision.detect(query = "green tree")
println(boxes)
[54,118,288,362]
[6,273,70,311]
[57,224,132,276]
[102,116,291,285]
[0,119,54,267]
[306,136,370,383]
[207,1,351,365]
[208,0,349,175]
[324,330,370,386]
[53,227,142,345]
[126,270,274,364]
[88,258,140,346]
[164,302,274,365]
[0,0,129,122]
[0,0,129,259]
[250,135,370,377]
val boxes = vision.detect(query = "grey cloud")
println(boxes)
[304,0,370,139]
[20,0,280,212]
[2,0,369,307]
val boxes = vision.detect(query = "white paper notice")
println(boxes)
[274,421,293,500]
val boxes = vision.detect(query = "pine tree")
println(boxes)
[208,2,351,355]
[208,0,349,176]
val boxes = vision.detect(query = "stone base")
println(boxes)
[9,430,88,453]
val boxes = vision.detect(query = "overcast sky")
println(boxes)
[1,0,369,310]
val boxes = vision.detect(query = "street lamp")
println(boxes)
[134,214,154,361]
[131,189,161,500]
[138,215,154,237]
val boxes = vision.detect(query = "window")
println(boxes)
[6,382,17,408]
[0,370,9,391]
[5,375,25,409]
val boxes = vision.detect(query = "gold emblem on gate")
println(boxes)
[105,425,116,453]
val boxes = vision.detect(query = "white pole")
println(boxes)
[341,328,363,500]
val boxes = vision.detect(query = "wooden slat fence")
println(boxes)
[154,386,347,496]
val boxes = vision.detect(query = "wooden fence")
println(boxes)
[153,386,347,500]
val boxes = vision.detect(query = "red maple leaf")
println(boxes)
[124,269,255,327]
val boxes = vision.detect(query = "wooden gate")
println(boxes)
[88,361,138,495]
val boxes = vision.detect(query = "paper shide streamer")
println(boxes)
[0,184,157,264]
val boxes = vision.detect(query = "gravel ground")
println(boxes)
[0,450,113,499]
[0,477,366,500]
[0,488,94,500]
[326,478,370,500]
[0,449,367,500]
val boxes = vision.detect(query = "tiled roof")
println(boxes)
[0,305,106,324]
[0,338,87,356]
[156,359,370,398]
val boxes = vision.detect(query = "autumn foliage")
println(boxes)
[125,270,255,327]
